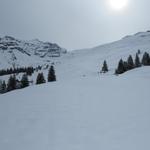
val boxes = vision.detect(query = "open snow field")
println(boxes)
[0,67,150,150]
[0,31,150,150]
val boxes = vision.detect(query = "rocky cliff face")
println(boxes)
[0,36,67,68]
[0,36,67,57]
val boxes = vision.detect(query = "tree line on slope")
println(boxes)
[0,67,34,76]
[0,65,56,94]
[100,50,150,74]
[0,65,47,77]
[36,65,56,84]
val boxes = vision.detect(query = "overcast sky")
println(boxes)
[0,0,150,50]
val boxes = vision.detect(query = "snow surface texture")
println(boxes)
[0,31,150,150]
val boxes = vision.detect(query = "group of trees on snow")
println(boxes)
[100,50,150,75]
[0,67,34,76]
[115,51,150,74]
[36,65,56,85]
[0,74,29,94]
[0,65,56,94]
[0,65,46,77]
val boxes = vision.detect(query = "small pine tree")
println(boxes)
[115,59,125,74]
[21,74,29,88]
[142,52,150,66]
[1,81,7,93]
[7,75,17,91]
[101,60,108,73]
[26,67,34,76]
[36,73,46,84]
[0,80,2,93]
[127,55,134,70]
[0,80,3,93]
[123,61,128,72]
[137,49,141,55]
[135,53,141,67]
[48,66,56,82]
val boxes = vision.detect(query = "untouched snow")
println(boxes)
[0,67,150,150]
[0,31,150,150]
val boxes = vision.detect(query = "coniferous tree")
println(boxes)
[0,81,2,90]
[0,80,7,94]
[137,49,141,55]
[0,66,35,76]
[1,81,7,93]
[21,74,29,88]
[36,73,46,84]
[101,60,108,73]
[127,55,134,70]
[0,80,3,93]
[26,67,34,76]
[123,61,128,71]
[135,53,141,67]
[7,75,17,91]
[142,52,150,66]
[115,59,125,74]
[48,66,56,82]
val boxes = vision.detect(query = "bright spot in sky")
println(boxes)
[109,0,128,11]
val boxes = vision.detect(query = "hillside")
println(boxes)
[0,31,150,150]
[55,31,150,80]
[0,36,67,68]
[0,67,150,150]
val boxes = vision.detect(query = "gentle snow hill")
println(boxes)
[0,31,150,150]
[54,31,150,81]
[0,67,150,150]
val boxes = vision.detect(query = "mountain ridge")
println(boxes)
[0,36,67,68]
[0,31,150,69]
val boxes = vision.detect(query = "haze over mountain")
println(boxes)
[1,0,150,49]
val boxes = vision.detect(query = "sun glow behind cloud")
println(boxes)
[108,0,129,11]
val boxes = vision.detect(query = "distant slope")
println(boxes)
[1,31,150,81]
[55,31,150,80]
[0,36,67,68]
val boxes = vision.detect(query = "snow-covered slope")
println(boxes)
[0,31,150,150]
[0,67,150,150]
[0,36,67,68]
[55,31,150,80]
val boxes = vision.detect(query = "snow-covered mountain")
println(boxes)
[54,31,150,81]
[0,31,150,150]
[0,36,67,68]
[1,31,150,70]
